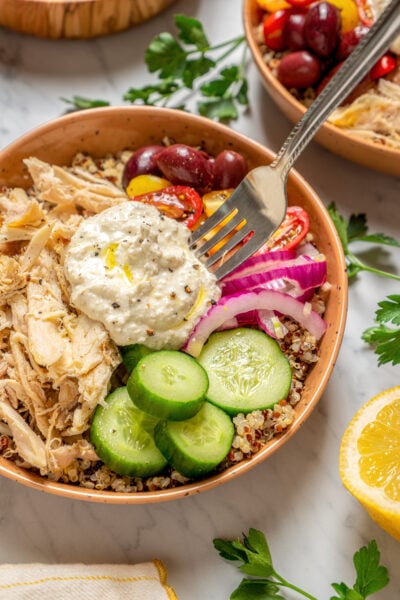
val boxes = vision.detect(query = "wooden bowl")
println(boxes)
[0,0,176,39]
[0,106,348,503]
[243,0,400,177]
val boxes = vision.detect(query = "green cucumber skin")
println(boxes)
[90,387,167,478]
[127,351,208,421]
[154,402,234,479]
[120,343,153,373]
[198,328,292,415]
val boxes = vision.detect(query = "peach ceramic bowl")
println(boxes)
[243,0,400,177]
[0,106,348,503]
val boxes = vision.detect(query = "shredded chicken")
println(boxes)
[0,155,122,477]
[329,74,400,149]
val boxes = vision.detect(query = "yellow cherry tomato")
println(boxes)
[202,188,234,217]
[201,189,244,255]
[256,0,291,10]
[126,174,171,197]
[327,0,360,32]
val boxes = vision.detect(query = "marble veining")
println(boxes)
[0,1,399,599]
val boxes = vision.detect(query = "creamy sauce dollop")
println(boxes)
[64,202,221,349]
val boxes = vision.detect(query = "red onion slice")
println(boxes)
[221,259,327,296]
[222,249,296,282]
[184,289,327,357]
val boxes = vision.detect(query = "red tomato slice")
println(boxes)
[369,53,397,80]
[255,206,310,253]
[285,0,314,6]
[130,185,203,229]
[263,9,291,50]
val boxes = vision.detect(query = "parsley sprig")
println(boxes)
[214,528,390,600]
[327,204,400,366]
[327,203,400,281]
[362,295,400,366]
[63,15,248,122]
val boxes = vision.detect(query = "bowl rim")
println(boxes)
[242,0,400,173]
[0,106,348,503]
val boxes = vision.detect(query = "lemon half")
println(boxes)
[339,385,400,541]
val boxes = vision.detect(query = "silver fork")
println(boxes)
[190,0,400,281]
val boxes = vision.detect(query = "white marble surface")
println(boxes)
[0,1,399,598]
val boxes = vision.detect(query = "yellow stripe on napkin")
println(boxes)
[0,560,178,599]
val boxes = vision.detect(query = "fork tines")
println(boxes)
[189,193,267,281]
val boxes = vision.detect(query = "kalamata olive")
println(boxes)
[122,145,164,189]
[336,25,369,61]
[277,50,322,89]
[304,2,341,58]
[316,61,343,95]
[283,13,307,51]
[155,144,213,191]
[213,150,248,189]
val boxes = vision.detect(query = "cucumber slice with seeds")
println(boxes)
[197,328,291,415]
[154,401,234,478]
[90,387,167,477]
[127,350,208,421]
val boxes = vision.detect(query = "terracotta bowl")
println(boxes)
[0,0,176,39]
[0,106,348,503]
[243,0,400,177]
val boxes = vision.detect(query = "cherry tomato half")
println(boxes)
[256,206,310,253]
[285,0,314,6]
[130,186,203,229]
[369,53,397,80]
[263,9,291,51]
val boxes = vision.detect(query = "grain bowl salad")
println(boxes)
[254,0,400,149]
[0,142,329,493]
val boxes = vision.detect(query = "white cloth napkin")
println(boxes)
[0,560,178,599]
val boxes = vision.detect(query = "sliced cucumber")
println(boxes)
[127,350,208,421]
[90,387,167,477]
[120,343,153,373]
[197,328,291,415]
[154,401,234,478]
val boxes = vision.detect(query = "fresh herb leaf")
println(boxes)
[182,56,215,88]
[231,579,284,600]
[330,583,364,600]
[353,540,390,597]
[327,203,400,281]
[215,529,389,600]
[145,32,187,78]
[123,80,180,105]
[61,96,110,110]
[198,97,238,120]
[362,295,400,366]
[62,14,248,123]
[175,14,209,51]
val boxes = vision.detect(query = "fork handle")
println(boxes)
[270,0,400,179]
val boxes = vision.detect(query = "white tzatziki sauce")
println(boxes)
[64,202,221,349]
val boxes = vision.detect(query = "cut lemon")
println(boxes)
[339,385,400,541]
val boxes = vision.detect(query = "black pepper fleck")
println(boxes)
[111,302,120,309]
